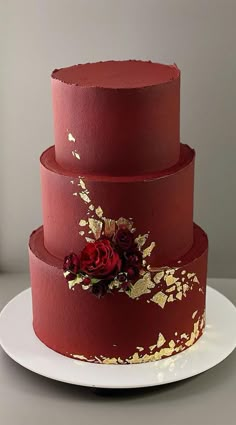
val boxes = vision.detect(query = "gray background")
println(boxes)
[1,0,236,277]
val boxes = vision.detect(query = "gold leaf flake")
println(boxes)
[151,291,168,308]
[79,231,85,236]
[85,237,95,243]
[88,218,103,239]
[167,294,174,302]
[181,333,188,339]
[159,347,174,357]
[72,354,88,361]
[127,352,140,364]
[102,357,119,365]
[104,218,116,237]
[73,192,78,196]
[153,271,164,284]
[79,179,86,190]
[181,270,186,275]
[70,180,74,184]
[149,344,156,352]
[166,285,176,293]
[116,217,133,230]
[176,291,183,300]
[89,204,95,211]
[79,192,91,203]
[134,234,149,249]
[165,274,179,286]
[95,206,103,218]
[169,340,176,348]
[183,283,190,293]
[187,273,195,279]
[143,242,156,258]
[68,132,76,142]
[136,346,144,352]
[129,273,155,299]
[193,275,200,283]
[72,150,80,160]
[192,310,198,319]
[79,219,87,227]
[157,332,166,348]
[182,277,185,282]
[166,268,176,275]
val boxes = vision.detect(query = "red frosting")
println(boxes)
[29,225,208,362]
[28,59,209,364]
[51,60,180,175]
[41,144,195,266]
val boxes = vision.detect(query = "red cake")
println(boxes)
[29,60,208,364]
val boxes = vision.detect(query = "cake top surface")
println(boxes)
[51,60,180,89]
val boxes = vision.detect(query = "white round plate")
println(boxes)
[0,286,236,389]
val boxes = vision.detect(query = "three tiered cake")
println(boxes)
[29,60,208,364]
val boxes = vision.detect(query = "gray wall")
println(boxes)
[1,0,236,277]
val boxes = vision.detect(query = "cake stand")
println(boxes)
[0,285,235,389]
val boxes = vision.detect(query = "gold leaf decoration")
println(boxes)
[88,218,103,239]
[116,217,133,230]
[165,275,179,286]
[169,340,176,348]
[79,192,91,203]
[85,237,95,243]
[176,292,183,301]
[153,271,164,283]
[150,291,168,308]
[167,294,174,302]
[79,179,86,190]
[128,273,155,299]
[79,231,85,236]
[192,310,198,319]
[143,242,156,258]
[157,332,166,348]
[68,132,76,142]
[134,234,149,249]
[79,219,87,227]
[72,150,81,160]
[166,285,176,293]
[89,204,95,211]
[149,344,156,352]
[104,218,116,237]
[95,206,103,218]
[136,346,144,352]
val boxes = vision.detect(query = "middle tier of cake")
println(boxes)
[41,143,195,266]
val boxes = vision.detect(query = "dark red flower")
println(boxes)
[114,227,135,252]
[63,253,80,274]
[126,266,140,280]
[91,281,109,298]
[125,250,143,267]
[123,249,143,280]
[80,239,121,280]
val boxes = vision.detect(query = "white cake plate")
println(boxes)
[0,286,236,389]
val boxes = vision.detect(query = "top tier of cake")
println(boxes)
[51,60,180,176]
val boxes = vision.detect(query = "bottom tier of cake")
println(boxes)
[29,224,208,364]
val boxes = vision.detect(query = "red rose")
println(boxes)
[80,239,121,279]
[63,253,80,274]
[114,228,134,252]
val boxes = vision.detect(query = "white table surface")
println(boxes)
[0,273,235,425]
